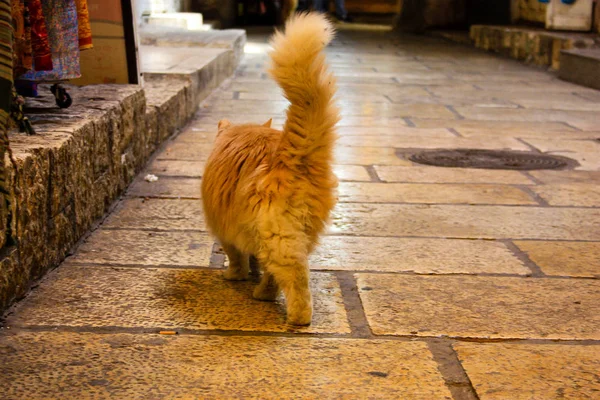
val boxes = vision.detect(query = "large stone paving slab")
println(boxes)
[103,199,205,231]
[337,135,530,150]
[310,236,529,274]
[515,241,600,278]
[457,128,600,140]
[336,126,453,137]
[412,119,575,133]
[0,333,452,400]
[155,141,215,161]
[454,343,600,400]
[330,203,600,240]
[333,165,371,181]
[337,182,536,205]
[334,146,412,166]
[146,159,205,177]
[375,166,534,184]
[522,138,600,153]
[127,177,201,199]
[356,274,600,339]
[531,183,600,207]
[70,230,213,267]
[528,170,600,184]
[454,107,600,125]
[8,266,349,334]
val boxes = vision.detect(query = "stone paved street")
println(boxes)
[1,24,600,399]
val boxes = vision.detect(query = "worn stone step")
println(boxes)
[469,25,598,69]
[139,24,246,68]
[142,46,236,134]
[146,12,205,31]
[559,48,600,90]
[0,33,246,315]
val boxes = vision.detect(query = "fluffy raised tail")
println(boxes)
[268,12,340,163]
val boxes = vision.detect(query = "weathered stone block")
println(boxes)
[469,25,597,70]
[0,29,244,313]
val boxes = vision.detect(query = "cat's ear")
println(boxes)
[218,119,231,131]
[262,118,273,128]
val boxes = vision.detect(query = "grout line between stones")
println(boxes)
[334,272,372,338]
[445,105,465,120]
[364,165,382,182]
[55,261,599,280]
[116,194,600,208]
[402,117,416,127]
[515,137,542,153]
[95,227,600,243]
[515,184,551,207]
[7,324,600,345]
[427,339,480,400]
[447,127,463,137]
[520,171,543,185]
[501,240,546,277]
[561,121,583,131]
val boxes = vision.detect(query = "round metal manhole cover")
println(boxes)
[408,149,577,171]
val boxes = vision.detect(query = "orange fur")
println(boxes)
[201,12,340,325]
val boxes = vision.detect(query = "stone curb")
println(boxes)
[0,42,243,314]
[469,25,597,70]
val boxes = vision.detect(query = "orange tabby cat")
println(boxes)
[201,12,340,325]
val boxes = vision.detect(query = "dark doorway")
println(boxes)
[466,0,511,26]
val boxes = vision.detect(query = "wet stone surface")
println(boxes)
[0,333,452,399]
[357,274,600,339]
[3,24,600,399]
[7,266,350,334]
[454,343,600,400]
[70,230,213,267]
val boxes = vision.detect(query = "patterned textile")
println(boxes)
[19,0,80,82]
[28,0,52,71]
[75,0,92,50]
[1,0,13,200]
[10,0,32,76]
[1,0,12,114]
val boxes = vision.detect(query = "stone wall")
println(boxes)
[134,0,183,20]
[516,0,547,24]
[1,85,147,312]
[470,25,596,69]
[1,42,241,314]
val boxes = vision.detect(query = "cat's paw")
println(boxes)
[286,307,312,326]
[222,268,248,281]
[253,285,279,301]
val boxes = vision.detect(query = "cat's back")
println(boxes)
[204,124,282,185]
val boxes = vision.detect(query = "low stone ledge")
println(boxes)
[143,47,235,121]
[470,25,597,70]
[1,41,242,313]
[1,85,146,311]
[139,25,246,74]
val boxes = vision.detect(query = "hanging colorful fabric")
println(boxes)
[19,0,81,82]
[10,0,32,76]
[75,0,92,50]
[2,1,34,135]
[27,0,52,71]
[1,0,13,115]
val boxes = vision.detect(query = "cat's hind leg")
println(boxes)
[253,270,280,301]
[222,243,250,281]
[257,242,312,325]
